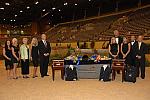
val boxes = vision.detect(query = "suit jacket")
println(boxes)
[38,40,51,58]
[130,41,138,58]
[133,42,147,61]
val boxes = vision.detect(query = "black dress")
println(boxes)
[12,45,19,63]
[4,47,13,70]
[31,46,39,67]
[109,43,118,59]
[122,43,131,65]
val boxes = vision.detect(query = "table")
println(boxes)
[64,59,112,79]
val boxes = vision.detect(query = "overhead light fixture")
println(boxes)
[58,9,61,11]
[14,20,16,21]
[27,6,30,9]
[52,7,56,10]
[52,15,53,16]
[64,2,68,6]
[3,19,5,21]
[20,10,23,13]
[89,0,91,1]
[5,3,10,6]
[15,15,17,17]
[75,3,77,6]
[35,1,39,5]
[10,20,13,21]
[0,8,4,10]
[42,9,46,12]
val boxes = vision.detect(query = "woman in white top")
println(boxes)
[20,38,30,78]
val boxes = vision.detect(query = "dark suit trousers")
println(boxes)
[135,59,145,78]
[40,56,49,76]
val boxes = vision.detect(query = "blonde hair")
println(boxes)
[110,37,116,44]
[12,38,18,46]
[31,37,38,46]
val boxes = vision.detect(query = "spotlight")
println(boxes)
[64,2,68,6]
[15,15,17,17]
[0,8,4,10]
[20,10,23,13]
[58,9,61,12]
[35,1,39,5]
[52,7,56,10]
[27,6,30,9]
[5,3,10,6]
[42,9,46,12]
[75,3,77,6]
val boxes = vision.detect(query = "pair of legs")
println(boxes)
[12,63,18,79]
[32,59,38,78]
[21,59,29,78]
[6,65,13,79]
[40,57,49,77]
[135,59,145,79]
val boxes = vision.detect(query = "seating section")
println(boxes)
[46,6,150,43]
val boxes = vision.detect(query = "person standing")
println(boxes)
[38,34,51,78]
[130,35,138,66]
[20,38,30,78]
[11,38,20,79]
[133,35,147,79]
[3,40,13,79]
[30,37,39,78]
[120,37,131,65]
[108,37,119,59]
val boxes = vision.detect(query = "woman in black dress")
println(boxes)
[3,40,13,79]
[30,37,39,78]
[121,37,131,65]
[11,38,20,79]
[109,37,119,59]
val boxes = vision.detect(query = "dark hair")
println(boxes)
[4,40,12,50]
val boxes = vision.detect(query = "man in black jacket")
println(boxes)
[38,34,51,78]
[130,35,138,66]
[133,35,147,79]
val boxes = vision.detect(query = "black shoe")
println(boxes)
[141,77,145,79]
[41,76,44,78]
[45,75,49,76]
[26,76,30,78]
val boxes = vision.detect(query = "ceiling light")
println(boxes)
[64,2,68,5]
[14,20,16,21]
[10,20,13,21]
[20,10,23,13]
[0,8,4,10]
[75,3,77,6]
[5,3,10,6]
[52,15,53,16]
[15,15,17,17]
[42,9,45,12]
[58,9,61,11]
[35,1,39,5]
[52,7,56,10]
[89,0,91,1]
[3,19,5,21]
[27,6,30,9]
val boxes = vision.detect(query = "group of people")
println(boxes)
[109,30,147,79]
[3,34,51,79]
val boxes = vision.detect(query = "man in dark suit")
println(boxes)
[38,34,51,78]
[130,35,138,66]
[133,35,147,79]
